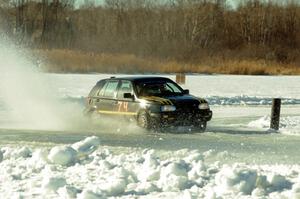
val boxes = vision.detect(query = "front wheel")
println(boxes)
[195,121,207,133]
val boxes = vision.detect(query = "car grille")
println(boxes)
[175,102,198,113]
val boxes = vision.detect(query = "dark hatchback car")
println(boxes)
[85,77,212,131]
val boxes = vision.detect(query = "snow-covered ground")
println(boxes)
[1,136,300,199]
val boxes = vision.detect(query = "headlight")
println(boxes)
[199,103,209,110]
[161,105,176,112]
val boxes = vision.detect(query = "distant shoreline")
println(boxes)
[33,49,300,76]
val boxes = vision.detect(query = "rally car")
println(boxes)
[85,76,212,132]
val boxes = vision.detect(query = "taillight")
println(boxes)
[86,97,92,105]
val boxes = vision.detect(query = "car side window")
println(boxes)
[117,80,133,100]
[99,80,119,98]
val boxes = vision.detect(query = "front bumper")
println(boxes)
[150,109,212,127]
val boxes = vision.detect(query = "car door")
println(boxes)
[116,80,138,116]
[96,80,120,115]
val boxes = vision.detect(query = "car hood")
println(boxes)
[140,95,207,106]
[167,95,207,107]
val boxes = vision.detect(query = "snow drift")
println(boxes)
[248,116,300,135]
[1,136,300,198]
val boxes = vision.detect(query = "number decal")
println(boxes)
[124,102,128,111]
[118,102,129,112]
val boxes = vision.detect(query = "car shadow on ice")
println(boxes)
[144,126,271,135]
[206,126,272,135]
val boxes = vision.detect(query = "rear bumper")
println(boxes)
[150,109,212,127]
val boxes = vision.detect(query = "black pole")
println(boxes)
[270,98,281,130]
[176,73,186,84]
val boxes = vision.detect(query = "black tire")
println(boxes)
[195,121,207,133]
[84,108,101,127]
[137,111,152,130]
[85,109,96,119]
[84,106,97,117]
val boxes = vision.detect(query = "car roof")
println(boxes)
[104,76,173,82]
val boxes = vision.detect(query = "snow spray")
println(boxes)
[0,32,85,130]
[0,32,144,133]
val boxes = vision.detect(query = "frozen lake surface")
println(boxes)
[0,74,300,198]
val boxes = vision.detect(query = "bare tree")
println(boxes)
[1,0,300,63]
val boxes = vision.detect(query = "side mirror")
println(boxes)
[123,93,134,100]
[183,89,189,94]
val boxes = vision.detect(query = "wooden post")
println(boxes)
[176,73,186,84]
[270,98,281,130]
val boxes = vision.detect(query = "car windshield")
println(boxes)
[136,81,183,97]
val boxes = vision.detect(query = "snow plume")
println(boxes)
[0,33,85,130]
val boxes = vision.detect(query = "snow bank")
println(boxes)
[42,176,67,192]
[215,165,258,195]
[72,136,101,156]
[77,190,104,199]
[101,178,127,196]
[1,136,300,198]
[248,116,300,135]
[47,136,101,166]
[57,185,79,198]
[158,161,189,191]
[0,149,3,162]
[206,95,300,106]
[248,115,271,129]
[48,146,77,166]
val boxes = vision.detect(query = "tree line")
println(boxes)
[1,0,300,64]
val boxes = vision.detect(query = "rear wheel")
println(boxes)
[84,107,101,127]
[85,108,98,119]
[137,111,152,130]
